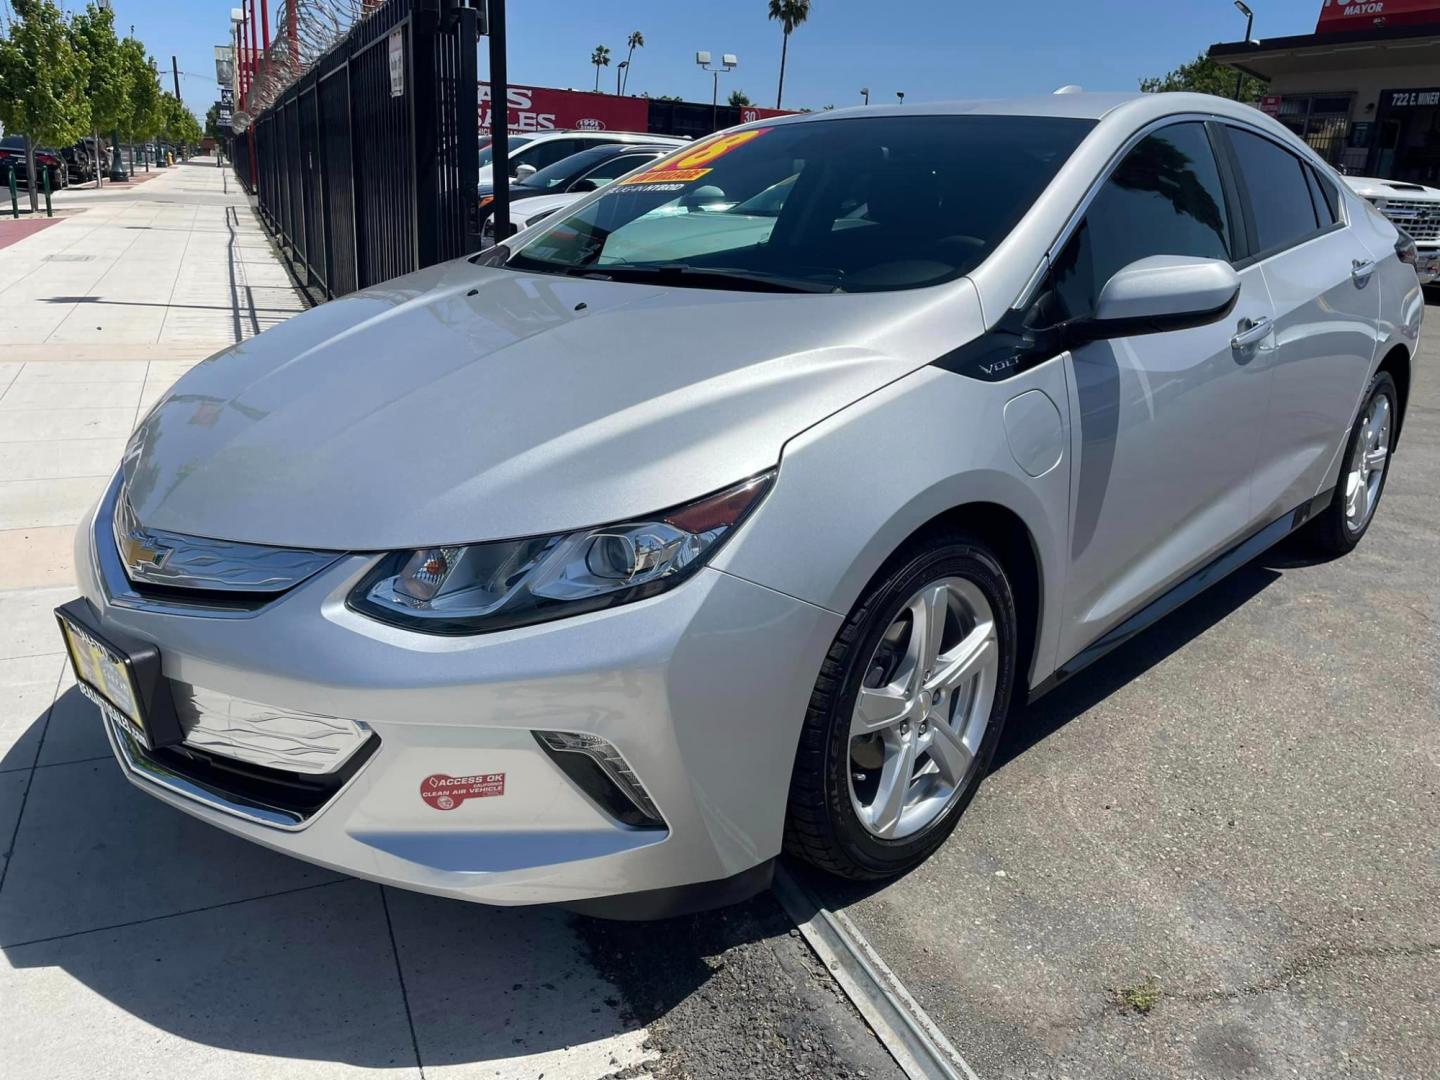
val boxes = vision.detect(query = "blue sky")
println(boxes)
[63,0,1331,118]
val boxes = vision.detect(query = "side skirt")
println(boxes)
[1028,488,1333,704]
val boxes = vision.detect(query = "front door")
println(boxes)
[1040,121,1276,664]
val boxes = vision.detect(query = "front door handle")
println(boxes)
[1351,258,1376,285]
[1231,316,1272,350]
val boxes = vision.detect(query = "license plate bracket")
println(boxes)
[54,598,184,750]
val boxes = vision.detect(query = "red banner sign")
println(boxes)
[480,83,649,136]
[478,83,797,138]
[1317,0,1440,32]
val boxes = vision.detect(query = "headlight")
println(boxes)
[349,472,774,634]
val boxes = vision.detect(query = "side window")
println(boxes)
[578,153,657,185]
[1304,163,1340,226]
[1047,122,1232,321]
[1226,128,1321,253]
[530,138,585,170]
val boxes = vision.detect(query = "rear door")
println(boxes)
[1050,121,1276,662]
[1219,125,1382,521]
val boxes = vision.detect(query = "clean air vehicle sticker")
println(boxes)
[420,772,506,810]
[618,128,769,191]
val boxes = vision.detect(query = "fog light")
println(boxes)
[535,730,663,828]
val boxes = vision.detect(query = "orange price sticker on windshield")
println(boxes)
[620,128,769,186]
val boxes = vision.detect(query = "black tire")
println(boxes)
[784,531,1018,879]
[1307,370,1397,558]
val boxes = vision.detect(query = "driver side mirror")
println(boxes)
[514,163,537,181]
[1071,255,1240,344]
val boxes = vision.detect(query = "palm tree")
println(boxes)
[768,0,811,110]
[728,89,753,107]
[621,31,644,95]
[591,45,611,92]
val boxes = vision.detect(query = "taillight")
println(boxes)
[1396,231,1419,267]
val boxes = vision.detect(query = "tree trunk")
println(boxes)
[593,65,600,92]
[776,31,789,110]
[23,135,38,213]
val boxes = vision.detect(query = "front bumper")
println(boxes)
[69,488,841,910]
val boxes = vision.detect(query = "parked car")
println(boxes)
[57,93,1419,918]
[0,136,68,188]
[480,143,676,243]
[1345,175,1440,284]
[477,129,685,194]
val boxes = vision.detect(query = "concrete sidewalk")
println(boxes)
[0,161,654,1079]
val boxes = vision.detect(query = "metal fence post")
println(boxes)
[7,167,17,219]
[42,165,51,217]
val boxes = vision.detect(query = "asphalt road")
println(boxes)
[805,302,1439,1077]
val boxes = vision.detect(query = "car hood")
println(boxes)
[122,259,980,550]
[506,191,584,225]
[1344,175,1440,201]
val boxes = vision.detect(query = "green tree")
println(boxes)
[0,0,92,207]
[590,44,610,93]
[118,35,163,172]
[728,89,752,107]
[768,0,811,110]
[159,93,201,154]
[621,30,643,95]
[1140,52,1267,103]
[70,2,129,186]
[204,101,224,141]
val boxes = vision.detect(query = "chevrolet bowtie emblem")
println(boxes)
[119,529,173,570]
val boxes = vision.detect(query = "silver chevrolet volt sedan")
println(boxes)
[56,92,1421,918]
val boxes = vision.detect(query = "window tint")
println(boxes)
[1047,122,1232,320]
[509,115,1095,293]
[1227,128,1320,253]
[578,152,660,184]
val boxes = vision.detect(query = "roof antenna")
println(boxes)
[1053,85,1083,95]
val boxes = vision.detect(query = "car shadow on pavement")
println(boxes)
[0,691,650,1073]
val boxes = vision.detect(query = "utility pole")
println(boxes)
[1233,1,1254,100]
[172,55,181,101]
[487,0,510,243]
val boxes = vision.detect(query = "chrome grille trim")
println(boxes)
[113,483,343,593]
[1377,199,1440,242]
[173,682,373,775]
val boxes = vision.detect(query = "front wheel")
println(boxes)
[784,532,1018,879]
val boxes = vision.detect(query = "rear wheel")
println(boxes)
[1308,371,1396,557]
[785,533,1017,879]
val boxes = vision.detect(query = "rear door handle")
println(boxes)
[1351,258,1376,285]
[1231,316,1272,350]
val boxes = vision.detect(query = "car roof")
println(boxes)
[755,91,1291,129]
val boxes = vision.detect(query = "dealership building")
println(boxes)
[1210,0,1440,182]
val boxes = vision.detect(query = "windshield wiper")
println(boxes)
[586,263,840,293]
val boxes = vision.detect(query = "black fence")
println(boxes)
[237,0,480,299]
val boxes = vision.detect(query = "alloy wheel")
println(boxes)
[847,577,999,840]
[1345,392,1391,533]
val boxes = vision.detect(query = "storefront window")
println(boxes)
[1274,94,1353,167]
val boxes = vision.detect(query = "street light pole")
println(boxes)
[1233,1,1254,101]
[860,87,869,105]
[697,52,737,133]
[617,60,627,96]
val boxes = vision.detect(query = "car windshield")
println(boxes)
[505,115,1095,293]
[478,134,535,169]
[519,146,623,191]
